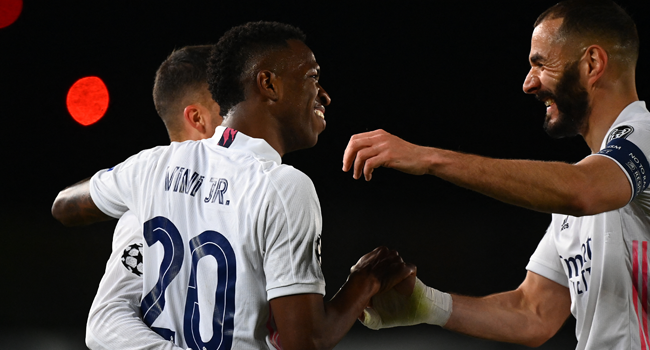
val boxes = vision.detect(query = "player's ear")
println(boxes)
[582,45,608,87]
[184,104,207,134]
[257,70,280,101]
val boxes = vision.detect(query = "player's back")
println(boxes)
[90,126,325,349]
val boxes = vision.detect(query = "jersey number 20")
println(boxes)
[140,216,236,350]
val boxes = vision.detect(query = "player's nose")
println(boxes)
[523,69,540,94]
[317,83,331,106]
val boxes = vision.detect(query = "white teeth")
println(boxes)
[545,99,554,107]
[315,110,324,119]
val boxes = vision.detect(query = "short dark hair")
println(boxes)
[208,21,306,116]
[535,0,639,65]
[153,45,213,133]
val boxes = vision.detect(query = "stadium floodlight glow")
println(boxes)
[0,0,23,29]
[66,76,110,126]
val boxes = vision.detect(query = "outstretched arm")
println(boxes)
[270,247,416,350]
[52,178,112,226]
[444,271,571,347]
[342,129,631,216]
[363,271,570,348]
[445,271,571,347]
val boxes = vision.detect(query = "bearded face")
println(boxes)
[537,60,591,138]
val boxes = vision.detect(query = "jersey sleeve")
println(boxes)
[86,211,187,350]
[89,147,164,218]
[263,167,326,300]
[592,122,650,202]
[526,218,568,288]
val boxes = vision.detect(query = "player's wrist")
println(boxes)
[422,147,445,177]
[415,279,452,326]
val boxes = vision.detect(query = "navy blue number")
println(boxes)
[141,217,185,340]
[140,217,237,350]
[184,230,237,350]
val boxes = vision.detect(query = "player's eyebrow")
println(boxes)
[530,53,545,65]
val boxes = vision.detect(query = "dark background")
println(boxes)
[1,0,649,349]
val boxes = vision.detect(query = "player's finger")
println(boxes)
[393,263,417,296]
[343,130,385,173]
[353,147,380,180]
[343,134,371,173]
[375,253,416,293]
[351,246,389,273]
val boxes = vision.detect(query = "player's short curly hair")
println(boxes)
[153,45,213,134]
[208,21,306,116]
[535,0,639,66]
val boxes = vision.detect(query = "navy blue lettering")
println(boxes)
[204,178,229,204]
[560,236,593,294]
[598,138,649,198]
[164,166,204,197]
[165,166,181,191]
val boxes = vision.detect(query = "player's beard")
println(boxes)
[537,60,591,138]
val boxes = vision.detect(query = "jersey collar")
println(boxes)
[211,126,282,164]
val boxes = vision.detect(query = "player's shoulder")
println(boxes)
[265,164,317,198]
[112,144,173,171]
[608,101,650,136]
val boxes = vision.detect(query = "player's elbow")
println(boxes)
[51,190,87,227]
[51,193,73,226]
[519,328,556,348]
[563,189,626,217]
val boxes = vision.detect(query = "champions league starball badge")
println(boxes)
[607,125,634,143]
[121,243,144,276]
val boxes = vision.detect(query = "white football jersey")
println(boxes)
[87,210,186,350]
[527,101,650,349]
[90,126,326,350]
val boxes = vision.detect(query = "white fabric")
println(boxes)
[527,101,650,350]
[89,126,325,349]
[86,211,187,350]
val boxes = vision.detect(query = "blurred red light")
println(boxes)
[0,0,23,29]
[66,77,110,126]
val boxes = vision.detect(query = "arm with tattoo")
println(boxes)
[52,178,112,226]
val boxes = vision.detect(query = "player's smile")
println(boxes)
[535,90,558,119]
[314,102,325,120]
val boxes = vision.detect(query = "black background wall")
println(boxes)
[1,0,648,348]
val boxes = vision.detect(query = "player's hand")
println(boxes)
[342,129,429,181]
[361,277,453,330]
[350,246,416,295]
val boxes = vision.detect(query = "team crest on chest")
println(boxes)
[606,125,634,144]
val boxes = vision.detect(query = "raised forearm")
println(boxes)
[52,179,111,226]
[344,130,630,215]
[422,147,629,215]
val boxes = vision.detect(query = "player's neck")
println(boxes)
[582,88,638,154]
[222,102,288,157]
